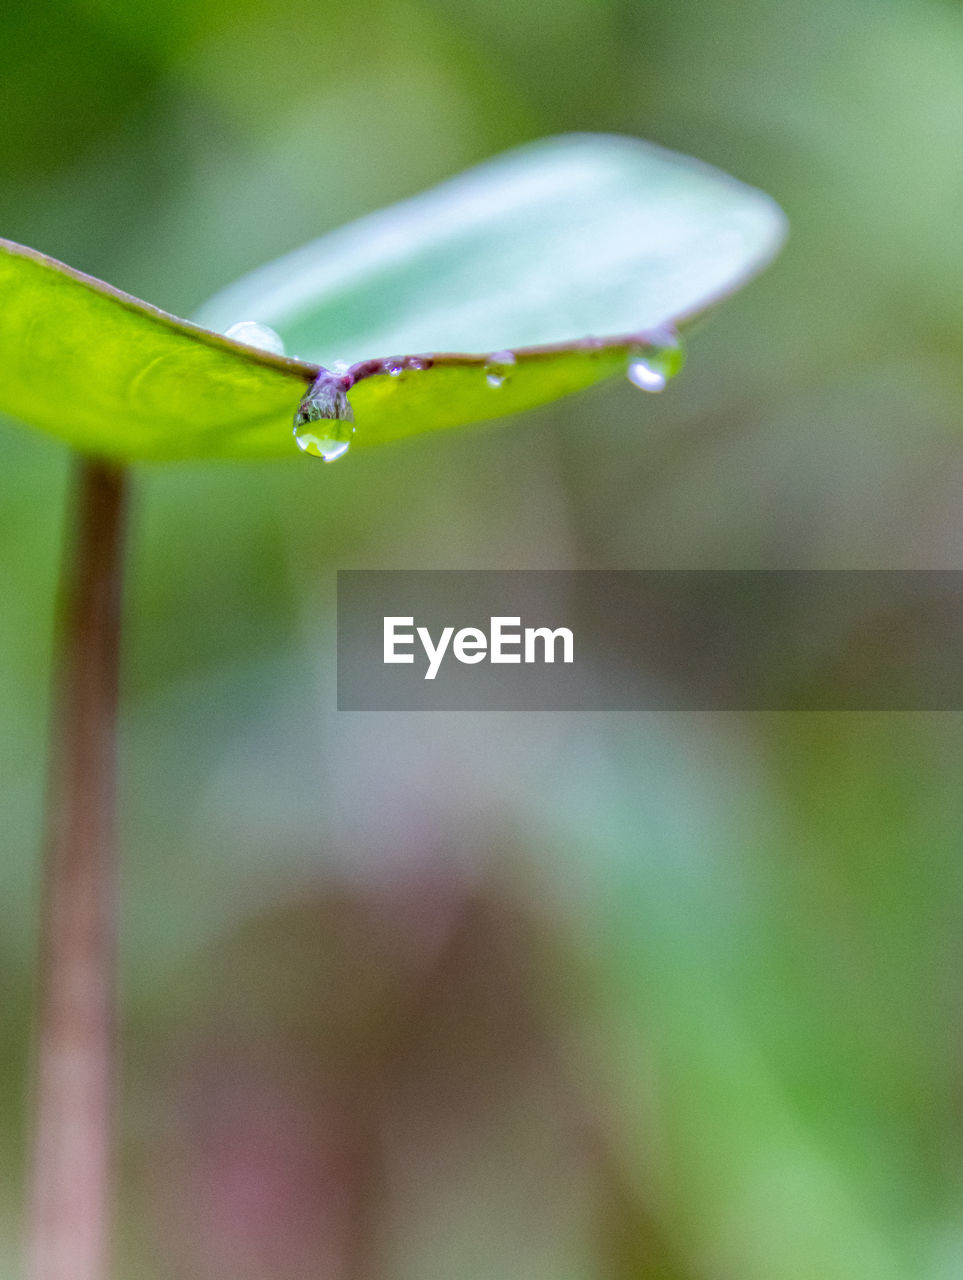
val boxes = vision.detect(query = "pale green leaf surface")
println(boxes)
[0,134,785,462]
[196,133,786,363]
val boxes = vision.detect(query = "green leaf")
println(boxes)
[0,240,316,461]
[0,134,785,463]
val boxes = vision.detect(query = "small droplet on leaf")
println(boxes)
[484,350,517,388]
[385,359,404,377]
[626,328,683,393]
[225,320,286,356]
[295,434,351,461]
[626,358,667,392]
[293,369,354,462]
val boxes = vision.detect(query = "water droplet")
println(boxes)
[626,329,683,394]
[406,356,429,372]
[484,350,516,388]
[293,370,354,462]
[385,359,404,377]
[295,434,351,462]
[225,320,286,356]
[626,358,668,393]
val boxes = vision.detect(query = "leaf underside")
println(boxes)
[0,134,786,462]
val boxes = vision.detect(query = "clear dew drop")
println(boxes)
[293,370,355,462]
[295,433,351,461]
[225,320,286,357]
[484,350,516,389]
[385,359,404,377]
[626,358,668,393]
[626,328,683,394]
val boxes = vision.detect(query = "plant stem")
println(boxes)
[27,458,129,1280]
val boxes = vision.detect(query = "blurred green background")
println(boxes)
[2,0,963,1276]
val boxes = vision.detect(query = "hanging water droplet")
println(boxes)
[293,370,355,462]
[295,434,351,462]
[626,358,668,393]
[484,350,516,389]
[385,359,404,377]
[626,328,684,394]
[225,320,286,356]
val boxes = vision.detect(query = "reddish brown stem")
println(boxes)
[26,458,129,1280]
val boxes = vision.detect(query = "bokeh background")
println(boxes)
[2,1,963,1276]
